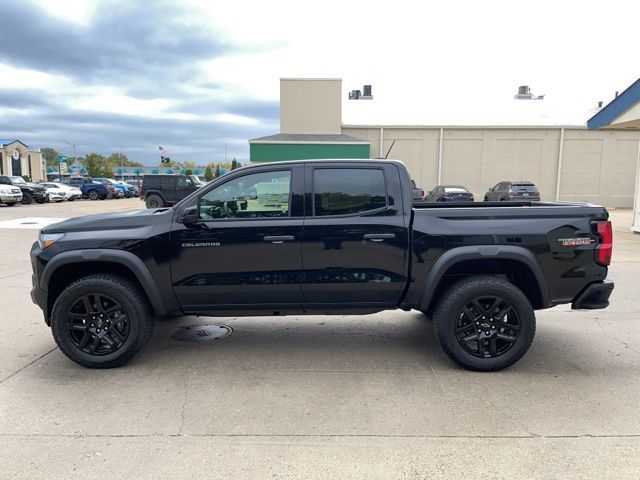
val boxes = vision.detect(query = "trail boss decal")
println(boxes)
[182,242,221,248]
[558,237,594,247]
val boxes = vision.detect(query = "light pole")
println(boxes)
[62,140,76,179]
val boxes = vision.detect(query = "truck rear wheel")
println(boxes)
[145,194,164,208]
[50,274,155,368]
[433,275,535,371]
[21,192,33,204]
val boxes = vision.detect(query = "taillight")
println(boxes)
[595,220,613,266]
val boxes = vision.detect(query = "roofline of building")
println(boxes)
[280,77,342,81]
[587,78,640,129]
[342,124,590,130]
[249,140,370,145]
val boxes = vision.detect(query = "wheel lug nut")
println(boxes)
[485,331,490,334]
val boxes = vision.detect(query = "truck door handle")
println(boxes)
[363,233,396,242]
[263,235,295,244]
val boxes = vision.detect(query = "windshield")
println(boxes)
[189,175,204,186]
[444,187,468,193]
[9,176,26,184]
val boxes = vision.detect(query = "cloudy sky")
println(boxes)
[0,0,638,165]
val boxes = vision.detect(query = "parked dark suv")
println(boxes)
[484,181,540,202]
[141,174,203,208]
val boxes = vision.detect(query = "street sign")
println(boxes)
[56,155,67,163]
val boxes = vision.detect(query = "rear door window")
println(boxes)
[313,168,387,216]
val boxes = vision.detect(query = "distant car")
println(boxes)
[0,183,22,206]
[116,181,138,197]
[0,176,47,204]
[42,182,83,202]
[410,180,424,203]
[141,174,203,208]
[424,185,474,202]
[124,180,142,197]
[484,181,540,202]
[93,178,125,198]
[60,177,110,200]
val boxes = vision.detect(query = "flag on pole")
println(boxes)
[159,146,170,164]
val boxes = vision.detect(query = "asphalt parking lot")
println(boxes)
[1,199,639,479]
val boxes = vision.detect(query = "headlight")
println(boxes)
[38,232,65,249]
[0,187,11,194]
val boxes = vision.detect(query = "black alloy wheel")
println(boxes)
[433,276,536,371]
[66,293,130,356]
[454,295,519,358]
[51,274,155,368]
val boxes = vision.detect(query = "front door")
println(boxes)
[170,166,305,311]
[301,164,409,306]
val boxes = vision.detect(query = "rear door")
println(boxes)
[300,163,409,306]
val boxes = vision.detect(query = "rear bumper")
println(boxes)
[572,279,614,310]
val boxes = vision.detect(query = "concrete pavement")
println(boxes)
[0,199,639,479]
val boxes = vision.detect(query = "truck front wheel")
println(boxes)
[433,276,535,371]
[50,274,155,368]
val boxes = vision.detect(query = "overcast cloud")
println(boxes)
[0,0,638,164]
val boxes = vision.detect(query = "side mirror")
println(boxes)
[181,205,199,226]
[489,187,494,192]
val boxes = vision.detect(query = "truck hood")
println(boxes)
[42,208,173,233]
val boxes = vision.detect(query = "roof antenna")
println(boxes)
[384,139,396,159]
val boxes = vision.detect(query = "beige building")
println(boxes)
[268,78,640,209]
[0,139,45,181]
[342,125,639,207]
[586,78,640,231]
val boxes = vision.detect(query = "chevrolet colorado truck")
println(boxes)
[30,159,614,371]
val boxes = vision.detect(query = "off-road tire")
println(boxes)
[51,274,155,368]
[433,275,536,371]
[145,194,164,209]
[21,192,33,204]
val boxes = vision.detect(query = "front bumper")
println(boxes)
[572,279,614,309]
[0,192,22,202]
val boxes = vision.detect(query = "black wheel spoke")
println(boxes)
[461,332,479,343]
[78,332,91,349]
[82,296,94,314]
[497,332,517,343]
[87,336,101,354]
[489,337,498,356]
[495,304,512,321]
[109,326,126,343]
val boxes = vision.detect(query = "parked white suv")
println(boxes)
[0,184,22,206]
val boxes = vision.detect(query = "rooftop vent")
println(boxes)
[349,84,373,100]
[514,85,544,100]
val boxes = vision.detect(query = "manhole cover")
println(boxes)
[171,324,232,342]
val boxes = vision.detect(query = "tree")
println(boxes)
[184,169,193,175]
[214,165,221,178]
[204,165,214,182]
[183,160,197,170]
[231,158,238,170]
[42,147,59,166]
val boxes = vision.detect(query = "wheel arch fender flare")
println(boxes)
[417,245,549,312]
[41,249,168,316]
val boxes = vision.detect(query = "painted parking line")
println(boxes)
[0,217,67,230]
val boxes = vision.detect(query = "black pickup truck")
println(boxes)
[30,159,614,371]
